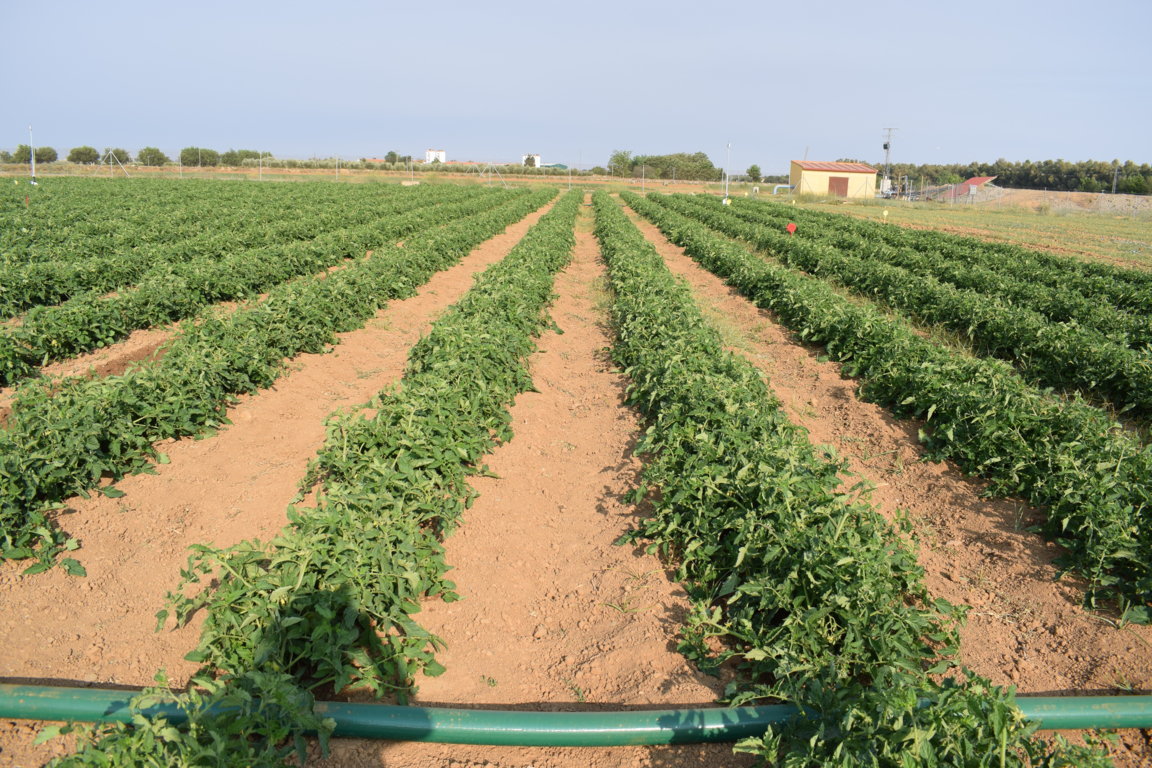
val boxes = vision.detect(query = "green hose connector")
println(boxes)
[1,684,1150,746]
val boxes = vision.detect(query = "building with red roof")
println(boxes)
[790,160,879,198]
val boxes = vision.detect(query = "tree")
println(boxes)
[137,147,171,166]
[220,149,266,166]
[590,166,607,175]
[179,147,219,167]
[12,145,32,163]
[620,151,719,181]
[68,146,100,164]
[608,149,633,177]
[0,151,11,163]
[104,148,130,164]
[747,164,762,183]
[1119,175,1150,195]
[33,147,57,163]
[384,150,399,164]
[524,154,536,168]
[1078,177,1101,193]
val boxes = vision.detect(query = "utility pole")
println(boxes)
[881,127,896,195]
[1112,165,1120,194]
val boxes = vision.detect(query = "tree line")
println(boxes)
[873,158,1152,195]
[597,150,784,184]
[0,146,274,167]
[603,150,724,181]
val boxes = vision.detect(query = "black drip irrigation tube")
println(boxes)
[1,684,1151,746]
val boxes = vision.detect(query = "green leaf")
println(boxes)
[33,725,70,745]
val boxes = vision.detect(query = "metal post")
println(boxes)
[724,142,731,200]
[28,125,36,184]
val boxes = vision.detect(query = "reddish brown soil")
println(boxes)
[623,205,1152,766]
[311,204,752,768]
[0,204,560,765]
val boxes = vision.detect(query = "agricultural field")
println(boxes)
[0,177,1149,767]
[796,189,1152,270]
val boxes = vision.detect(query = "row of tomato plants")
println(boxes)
[626,191,1152,623]
[0,187,555,565]
[0,185,492,386]
[2,178,379,264]
[717,196,1152,350]
[46,189,583,767]
[661,193,1152,424]
[593,192,1103,766]
[2,178,235,259]
[747,196,1152,313]
[0,182,449,320]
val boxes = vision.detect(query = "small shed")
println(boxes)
[790,161,878,198]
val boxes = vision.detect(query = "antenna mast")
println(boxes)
[881,127,896,195]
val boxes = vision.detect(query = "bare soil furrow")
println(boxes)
[325,204,752,768]
[0,206,553,767]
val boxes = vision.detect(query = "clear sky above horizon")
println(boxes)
[6,0,1149,174]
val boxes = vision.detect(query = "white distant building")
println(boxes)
[522,153,542,168]
[425,148,446,164]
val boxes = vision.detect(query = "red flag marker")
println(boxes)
[785,222,797,235]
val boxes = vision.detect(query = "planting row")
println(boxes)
[737,196,1152,313]
[626,191,1152,622]
[0,186,497,386]
[2,178,382,263]
[716,196,1152,349]
[593,192,1100,766]
[0,187,556,565]
[47,189,583,766]
[0,182,463,320]
[661,193,1152,423]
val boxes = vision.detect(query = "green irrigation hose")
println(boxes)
[1,684,1150,746]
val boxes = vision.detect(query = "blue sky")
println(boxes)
[5,0,1148,174]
